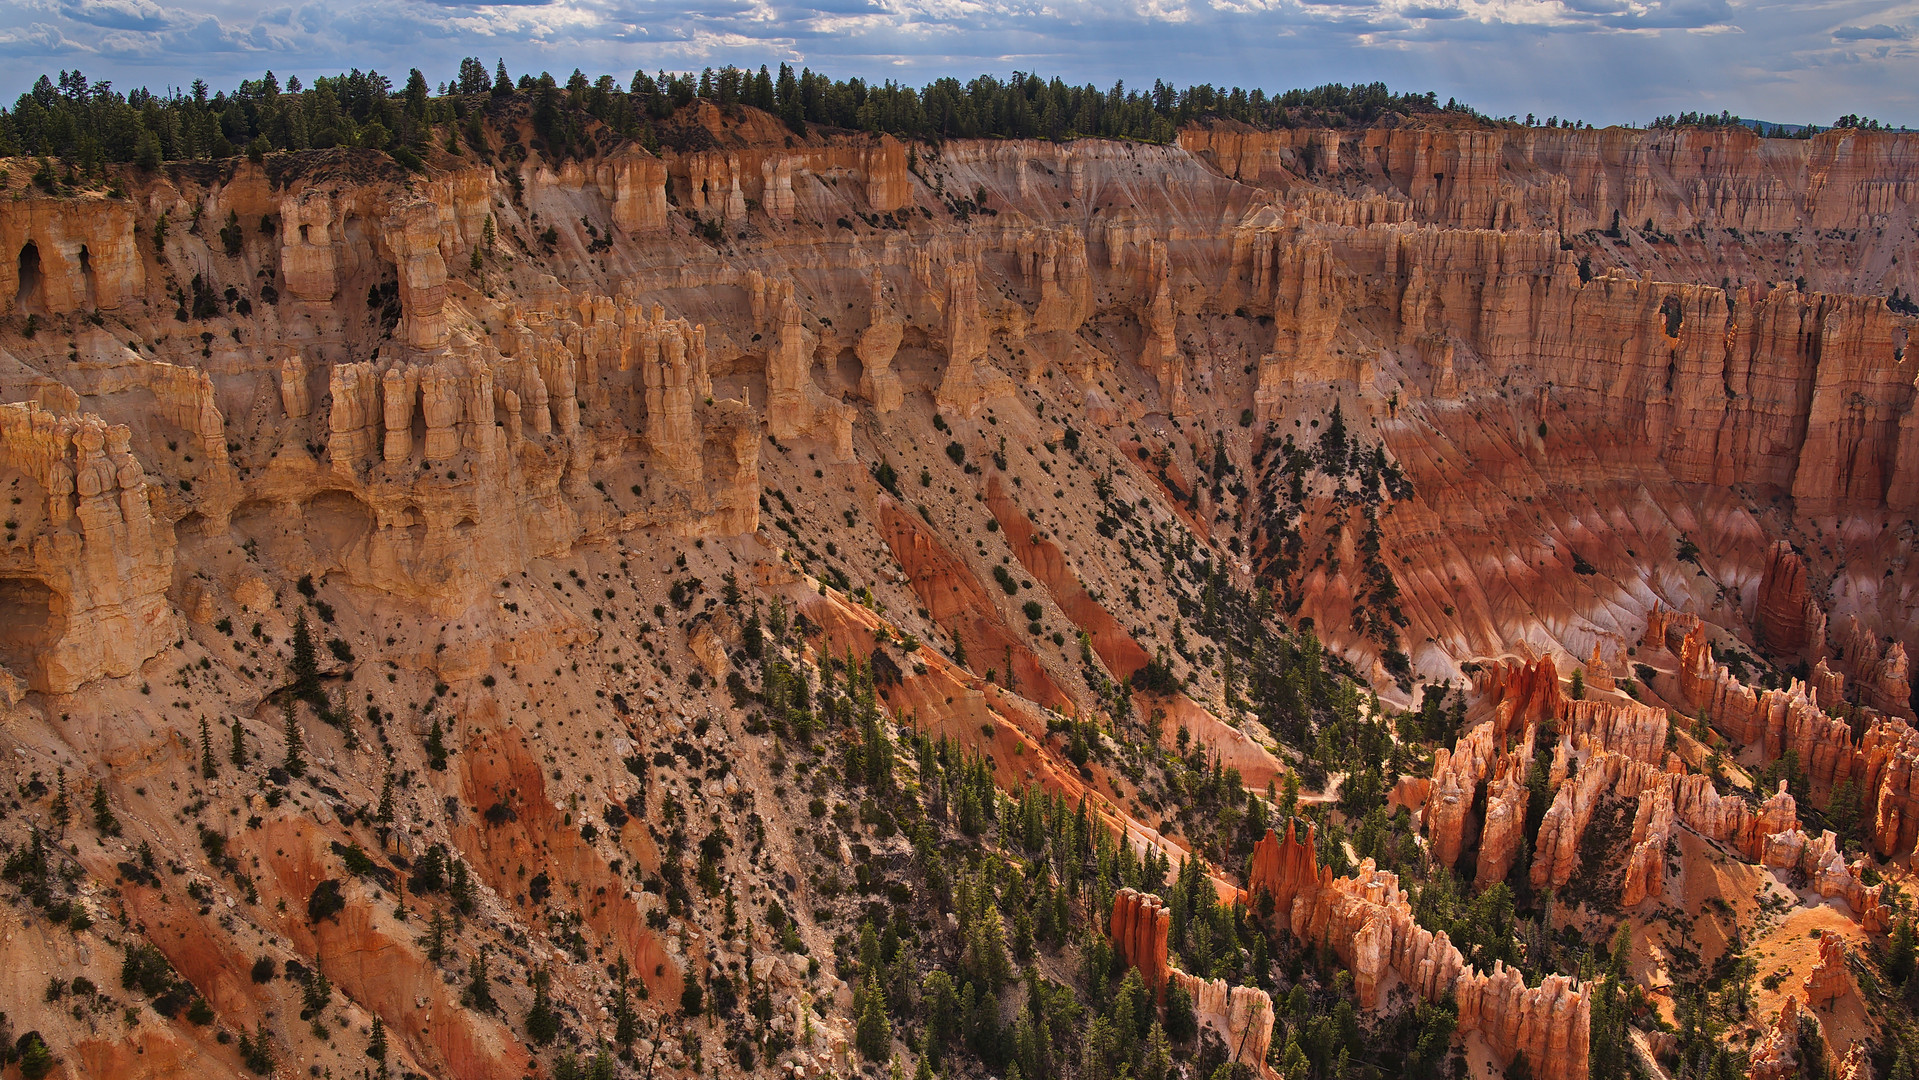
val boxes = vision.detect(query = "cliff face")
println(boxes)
[1,108,1917,1080]
[1184,121,1919,241]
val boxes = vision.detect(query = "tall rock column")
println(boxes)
[383,199,451,352]
[0,404,174,694]
[765,284,813,441]
[855,271,903,412]
[280,356,312,418]
[327,362,381,475]
[278,189,339,302]
[937,259,992,414]
[1755,540,1825,660]
[382,366,415,463]
[1108,888,1171,1000]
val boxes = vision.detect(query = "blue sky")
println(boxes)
[1,0,1914,127]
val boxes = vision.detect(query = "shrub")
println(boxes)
[307,879,346,923]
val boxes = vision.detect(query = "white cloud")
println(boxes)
[0,0,1910,125]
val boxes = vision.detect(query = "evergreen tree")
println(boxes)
[302,967,333,1017]
[855,973,892,1060]
[282,694,306,777]
[465,950,496,1011]
[200,715,218,778]
[526,967,560,1044]
[367,1016,388,1062]
[426,718,449,770]
[427,908,448,962]
[231,717,247,767]
[92,780,120,836]
[612,954,638,1048]
[290,609,319,700]
[51,767,70,834]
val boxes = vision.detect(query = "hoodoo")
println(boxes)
[0,66,1914,1080]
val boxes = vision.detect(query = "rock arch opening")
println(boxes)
[77,244,96,308]
[0,576,61,682]
[15,242,44,313]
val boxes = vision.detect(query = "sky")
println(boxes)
[0,0,1914,128]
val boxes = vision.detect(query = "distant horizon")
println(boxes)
[2,62,1913,138]
[0,0,1912,131]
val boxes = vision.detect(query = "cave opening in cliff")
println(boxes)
[0,576,59,681]
[76,244,95,308]
[14,242,44,313]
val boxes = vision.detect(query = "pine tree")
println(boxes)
[290,609,319,700]
[51,768,70,834]
[200,716,218,779]
[1140,1021,1173,1080]
[378,770,396,834]
[242,1020,276,1074]
[92,781,120,836]
[465,950,496,1011]
[526,967,560,1044]
[302,967,332,1018]
[612,954,638,1048]
[367,1016,388,1062]
[426,718,448,770]
[855,974,892,1060]
[231,717,246,767]
[281,695,305,777]
[427,908,448,962]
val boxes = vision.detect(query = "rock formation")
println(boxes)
[1749,996,1800,1080]
[1170,969,1276,1071]
[5,100,1919,1080]
[1250,823,1590,1080]
[1755,540,1826,661]
[1108,887,1172,1000]
[1804,934,1853,1007]
[1,191,144,313]
[0,401,174,692]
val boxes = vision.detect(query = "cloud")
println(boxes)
[1832,22,1908,39]
[59,0,175,31]
[0,0,1909,125]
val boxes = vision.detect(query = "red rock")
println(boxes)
[1804,934,1853,1007]
[1254,832,1590,1080]
[1749,996,1800,1080]
[1170,970,1275,1072]
[1109,887,1171,1001]
[1620,781,1677,907]
[1755,540,1825,660]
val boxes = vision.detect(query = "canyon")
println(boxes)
[0,91,1917,1080]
